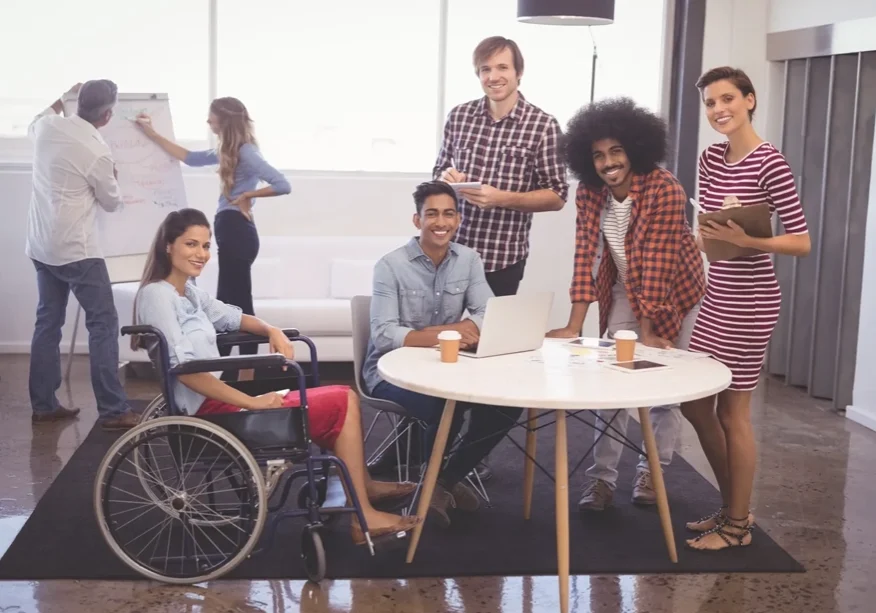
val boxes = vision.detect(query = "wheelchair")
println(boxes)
[94,325,386,585]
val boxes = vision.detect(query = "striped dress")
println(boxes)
[687,142,808,391]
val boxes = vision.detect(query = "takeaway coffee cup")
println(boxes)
[614,330,638,362]
[438,330,462,363]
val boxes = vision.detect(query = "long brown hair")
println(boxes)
[130,208,211,350]
[210,97,258,198]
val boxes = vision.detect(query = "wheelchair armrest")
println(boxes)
[121,325,162,337]
[169,353,290,375]
[215,328,300,350]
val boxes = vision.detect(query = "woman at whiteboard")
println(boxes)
[135,97,290,380]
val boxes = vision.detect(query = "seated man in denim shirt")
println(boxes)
[361,181,523,527]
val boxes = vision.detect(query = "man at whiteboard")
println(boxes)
[25,79,138,430]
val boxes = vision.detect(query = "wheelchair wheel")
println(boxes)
[138,394,168,423]
[301,526,326,583]
[95,417,267,584]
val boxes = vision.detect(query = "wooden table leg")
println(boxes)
[555,409,569,613]
[406,398,456,563]
[522,407,538,520]
[638,406,678,563]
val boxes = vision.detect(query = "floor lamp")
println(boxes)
[517,0,615,103]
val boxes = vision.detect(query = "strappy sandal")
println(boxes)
[686,515,754,550]
[686,506,755,532]
[351,514,422,547]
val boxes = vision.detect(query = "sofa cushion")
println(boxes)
[252,298,352,336]
[330,259,376,299]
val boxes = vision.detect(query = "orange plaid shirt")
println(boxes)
[570,168,706,341]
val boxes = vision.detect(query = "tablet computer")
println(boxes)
[604,360,670,373]
[566,338,615,348]
[448,182,482,191]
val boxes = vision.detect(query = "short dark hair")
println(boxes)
[473,36,524,75]
[77,79,118,123]
[696,66,757,119]
[413,181,458,214]
[564,97,669,188]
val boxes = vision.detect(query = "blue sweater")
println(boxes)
[185,143,291,212]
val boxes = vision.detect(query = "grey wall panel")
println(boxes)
[810,54,860,399]
[788,56,832,388]
[836,51,876,408]
[770,59,809,376]
[666,0,707,223]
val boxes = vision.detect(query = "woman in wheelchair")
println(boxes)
[132,208,421,545]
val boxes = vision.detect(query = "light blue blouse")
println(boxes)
[185,143,291,213]
[136,280,243,415]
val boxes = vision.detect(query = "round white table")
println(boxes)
[377,340,732,613]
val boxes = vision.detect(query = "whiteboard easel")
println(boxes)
[61,92,187,381]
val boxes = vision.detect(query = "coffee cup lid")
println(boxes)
[614,330,638,341]
[438,330,462,341]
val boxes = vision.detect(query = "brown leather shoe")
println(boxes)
[32,405,80,423]
[100,410,141,431]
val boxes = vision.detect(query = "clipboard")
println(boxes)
[697,203,772,262]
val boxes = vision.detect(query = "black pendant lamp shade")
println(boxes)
[517,0,615,26]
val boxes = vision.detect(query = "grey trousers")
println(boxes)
[584,282,700,489]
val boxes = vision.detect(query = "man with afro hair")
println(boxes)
[547,97,706,512]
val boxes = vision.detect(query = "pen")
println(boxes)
[689,197,706,214]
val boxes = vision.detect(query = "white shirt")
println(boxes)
[25,108,124,266]
[603,193,633,283]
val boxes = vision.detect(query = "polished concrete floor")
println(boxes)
[0,354,874,612]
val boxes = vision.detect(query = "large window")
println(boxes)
[217,0,442,172]
[444,0,667,131]
[1,1,669,169]
[0,0,209,142]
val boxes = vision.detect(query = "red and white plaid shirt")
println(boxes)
[433,93,569,272]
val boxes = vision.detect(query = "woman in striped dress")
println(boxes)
[682,67,811,551]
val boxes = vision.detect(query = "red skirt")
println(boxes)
[197,385,349,449]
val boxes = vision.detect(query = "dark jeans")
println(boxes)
[30,258,128,418]
[485,257,527,297]
[371,380,523,487]
[214,209,260,366]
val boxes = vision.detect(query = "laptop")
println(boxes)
[459,292,554,358]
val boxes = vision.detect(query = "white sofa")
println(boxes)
[113,235,412,364]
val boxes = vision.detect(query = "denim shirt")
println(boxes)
[361,237,494,393]
[184,143,291,213]
[135,280,243,415]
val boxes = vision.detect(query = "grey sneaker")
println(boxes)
[578,479,613,512]
[429,483,456,528]
[451,481,480,512]
[631,468,657,506]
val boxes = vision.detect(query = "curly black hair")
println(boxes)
[564,97,669,188]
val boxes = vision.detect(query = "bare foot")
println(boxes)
[363,510,415,532]
[366,480,416,503]
[686,520,753,550]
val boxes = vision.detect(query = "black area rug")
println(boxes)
[0,407,804,580]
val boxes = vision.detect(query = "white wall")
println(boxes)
[848,122,876,431]
[697,0,777,171]
[0,166,597,354]
[768,0,876,32]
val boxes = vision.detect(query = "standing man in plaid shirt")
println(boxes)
[432,35,568,481]
[434,36,569,298]
[547,98,706,512]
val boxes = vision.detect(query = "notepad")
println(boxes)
[697,203,773,262]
